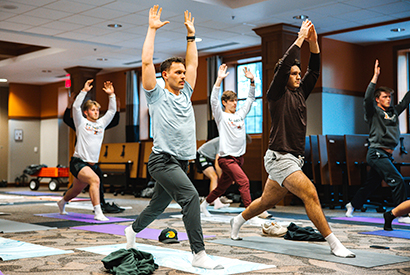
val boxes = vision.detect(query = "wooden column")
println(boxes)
[64,66,101,187]
[253,24,298,204]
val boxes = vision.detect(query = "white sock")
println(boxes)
[325,233,355,258]
[345,202,354,217]
[93,204,109,221]
[200,200,212,217]
[124,225,137,249]
[230,214,246,240]
[192,250,223,270]
[57,199,68,215]
[214,197,230,209]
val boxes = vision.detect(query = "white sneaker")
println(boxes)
[258,211,273,219]
[397,216,410,224]
[262,221,287,237]
[220,196,233,204]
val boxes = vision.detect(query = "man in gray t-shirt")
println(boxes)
[124,5,222,270]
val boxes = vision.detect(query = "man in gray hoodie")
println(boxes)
[346,59,410,223]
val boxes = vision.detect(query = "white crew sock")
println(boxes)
[213,197,230,209]
[192,250,224,270]
[230,214,246,240]
[57,199,68,215]
[124,225,137,249]
[325,233,355,258]
[345,202,354,217]
[93,204,109,221]
[200,200,212,217]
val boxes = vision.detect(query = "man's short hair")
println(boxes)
[82,100,101,112]
[374,86,394,99]
[221,90,237,103]
[160,57,185,75]
[273,58,301,74]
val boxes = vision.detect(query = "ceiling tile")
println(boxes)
[24,7,72,20]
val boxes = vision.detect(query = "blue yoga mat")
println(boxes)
[359,229,410,239]
[0,237,73,261]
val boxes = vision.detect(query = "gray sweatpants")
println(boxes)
[132,152,204,253]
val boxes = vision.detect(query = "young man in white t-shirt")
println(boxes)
[200,64,255,216]
[57,79,116,221]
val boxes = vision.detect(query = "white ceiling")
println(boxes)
[0,0,409,85]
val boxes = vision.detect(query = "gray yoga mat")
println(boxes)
[209,236,410,268]
[0,219,56,233]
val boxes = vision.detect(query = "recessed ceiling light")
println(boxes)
[293,15,308,20]
[97,58,108,61]
[391,28,405,32]
[195,37,202,42]
[0,78,8,82]
[107,24,122,28]
[1,5,18,10]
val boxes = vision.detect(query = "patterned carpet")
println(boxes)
[1,187,410,275]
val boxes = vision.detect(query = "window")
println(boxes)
[236,61,262,134]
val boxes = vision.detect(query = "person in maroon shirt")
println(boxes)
[230,20,355,258]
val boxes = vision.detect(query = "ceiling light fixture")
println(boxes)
[1,5,18,10]
[0,78,8,82]
[97,58,108,61]
[107,24,122,28]
[293,15,308,20]
[391,28,405,32]
[195,37,202,42]
[42,70,51,73]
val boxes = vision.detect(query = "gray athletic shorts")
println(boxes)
[264,149,304,186]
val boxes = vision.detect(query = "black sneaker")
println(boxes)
[110,202,125,213]
[102,202,121,213]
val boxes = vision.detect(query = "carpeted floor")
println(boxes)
[1,186,410,275]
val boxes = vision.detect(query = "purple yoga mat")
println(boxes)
[331,216,410,227]
[70,224,215,240]
[34,212,133,223]
[359,229,410,239]
[6,191,59,196]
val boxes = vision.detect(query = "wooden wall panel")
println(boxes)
[8,83,41,118]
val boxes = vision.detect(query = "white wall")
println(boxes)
[40,118,59,167]
[8,119,40,182]
[322,92,368,135]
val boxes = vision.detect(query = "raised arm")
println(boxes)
[99,81,117,128]
[306,21,320,54]
[237,67,256,119]
[184,10,198,88]
[73,79,93,127]
[142,5,169,91]
[294,19,312,48]
[211,64,230,123]
[364,60,380,120]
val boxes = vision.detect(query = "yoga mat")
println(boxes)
[70,224,215,240]
[43,202,131,211]
[210,236,410,268]
[0,219,56,233]
[359,229,410,239]
[331,216,410,227]
[168,203,245,213]
[78,243,275,274]
[34,212,133,224]
[171,214,303,227]
[34,220,93,229]
[5,191,59,196]
[0,237,73,261]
